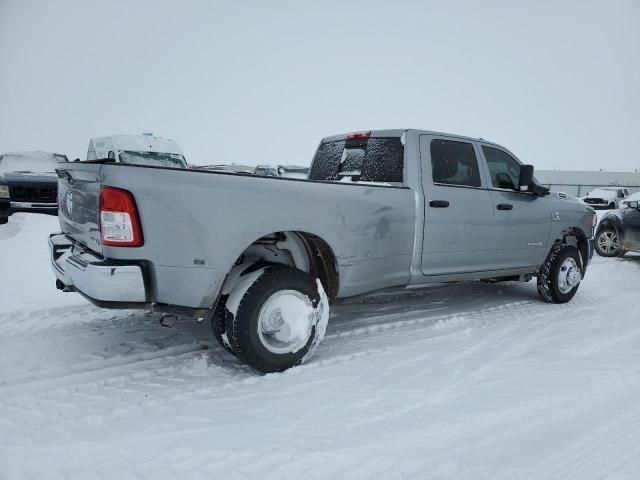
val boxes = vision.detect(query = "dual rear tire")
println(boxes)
[212,266,329,373]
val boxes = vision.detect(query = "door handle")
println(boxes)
[429,200,450,208]
[497,203,513,210]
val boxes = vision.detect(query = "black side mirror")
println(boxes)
[519,165,534,192]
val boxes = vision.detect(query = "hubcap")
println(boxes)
[558,257,581,294]
[257,290,314,355]
[597,231,619,254]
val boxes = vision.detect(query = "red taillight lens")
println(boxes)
[347,131,371,139]
[99,186,143,247]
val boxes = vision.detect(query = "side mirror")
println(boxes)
[108,151,116,160]
[518,165,534,192]
[629,201,639,210]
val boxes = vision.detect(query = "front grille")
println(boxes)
[9,186,58,203]
[584,198,606,204]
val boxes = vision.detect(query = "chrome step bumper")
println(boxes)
[49,233,147,304]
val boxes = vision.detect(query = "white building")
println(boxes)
[535,170,640,197]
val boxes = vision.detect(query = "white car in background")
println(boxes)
[581,187,629,210]
[86,133,187,168]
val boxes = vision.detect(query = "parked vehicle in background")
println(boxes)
[582,187,629,210]
[621,191,640,208]
[0,151,68,223]
[87,134,187,168]
[195,164,255,174]
[254,164,309,179]
[594,200,640,257]
[49,129,596,373]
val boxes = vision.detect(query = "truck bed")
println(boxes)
[56,163,417,309]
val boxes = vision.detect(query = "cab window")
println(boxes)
[482,146,521,190]
[430,139,481,187]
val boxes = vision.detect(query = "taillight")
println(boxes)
[99,186,143,247]
[347,131,371,139]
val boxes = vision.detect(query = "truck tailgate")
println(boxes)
[56,163,103,254]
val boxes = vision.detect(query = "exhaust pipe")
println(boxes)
[55,279,74,292]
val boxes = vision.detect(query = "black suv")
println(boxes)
[595,200,640,257]
[0,151,68,224]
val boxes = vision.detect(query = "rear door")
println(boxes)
[419,135,496,275]
[478,144,551,269]
[56,162,103,254]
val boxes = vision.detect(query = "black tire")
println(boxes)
[537,244,582,303]
[594,228,624,257]
[210,295,236,356]
[225,266,328,373]
[0,216,7,225]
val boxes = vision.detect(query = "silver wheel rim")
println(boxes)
[597,231,619,254]
[557,257,581,294]
[257,290,314,355]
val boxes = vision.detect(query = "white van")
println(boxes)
[87,134,187,168]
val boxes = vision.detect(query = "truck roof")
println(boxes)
[320,129,504,148]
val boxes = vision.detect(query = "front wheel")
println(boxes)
[537,244,583,303]
[224,266,329,373]
[595,228,624,257]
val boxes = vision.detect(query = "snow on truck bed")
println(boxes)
[1,213,639,480]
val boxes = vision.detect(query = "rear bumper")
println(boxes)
[49,233,148,307]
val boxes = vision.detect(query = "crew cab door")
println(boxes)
[478,144,551,269]
[419,135,496,275]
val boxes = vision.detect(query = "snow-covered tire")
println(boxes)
[537,244,582,303]
[224,266,329,373]
[594,228,624,257]
[210,296,236,356]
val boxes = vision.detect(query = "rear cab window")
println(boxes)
[309,135,404,185]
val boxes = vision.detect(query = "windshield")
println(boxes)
[0,154,66,174]
[118,150,187,168]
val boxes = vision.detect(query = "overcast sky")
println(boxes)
[1,0,639,171]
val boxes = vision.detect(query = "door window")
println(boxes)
[482,146,521,190]
[430,139,481,187]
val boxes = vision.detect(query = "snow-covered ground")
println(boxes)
[1,213,639,479]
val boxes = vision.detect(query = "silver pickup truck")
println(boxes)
[50,129,596,373]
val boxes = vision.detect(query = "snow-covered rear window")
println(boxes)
[309,137,404,183]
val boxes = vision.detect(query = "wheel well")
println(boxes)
[555,227,590,271]
[226,231,339,301]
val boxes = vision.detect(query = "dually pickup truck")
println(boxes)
[50,129,596,373]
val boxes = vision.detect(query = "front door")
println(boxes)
[420,135,496,276]
[622,205,640,251]
[479,144,552,269]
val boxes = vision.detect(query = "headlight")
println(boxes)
[0,185,9,199]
